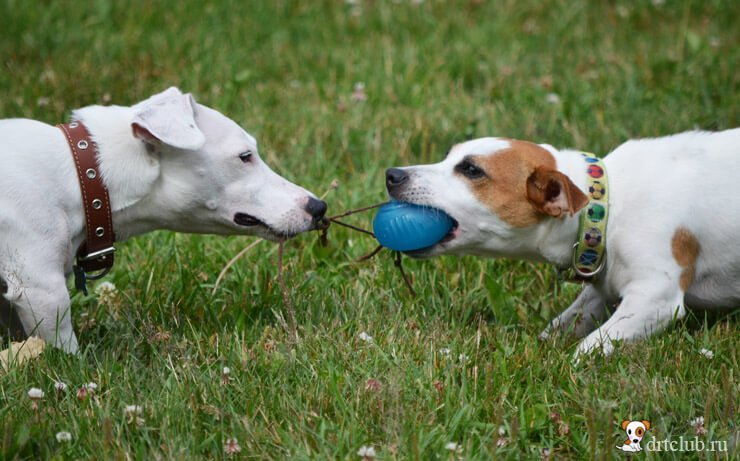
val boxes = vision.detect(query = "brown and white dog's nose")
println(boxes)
[385,168,409,192]
[305,197,327,221]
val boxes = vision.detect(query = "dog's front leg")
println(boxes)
[11,275,79,353]
[573,277,684,358]
[540,285,611,340]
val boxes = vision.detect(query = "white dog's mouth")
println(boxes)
[233,212,292,240]
[233,212,263,227]
[441,219,460,243]
[403,217,460,258]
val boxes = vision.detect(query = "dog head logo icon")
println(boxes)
[616,419,650,452]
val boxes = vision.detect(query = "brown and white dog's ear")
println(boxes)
[642,420,651,431]
[621,420,631,431]
[526,167,589,218]
[131,87,206,150]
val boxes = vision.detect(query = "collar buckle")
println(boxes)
[79,246,116,262]
[571,241,606,280]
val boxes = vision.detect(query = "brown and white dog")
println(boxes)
[616,420,650,452]
[385,130,740,357]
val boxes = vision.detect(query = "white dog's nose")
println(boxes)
[385,168,409,192]
[304,197,327,221]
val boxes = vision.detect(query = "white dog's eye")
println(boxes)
[239,151,253,163]
[455,159,486,180]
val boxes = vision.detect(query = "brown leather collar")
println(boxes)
[57,121,116,289]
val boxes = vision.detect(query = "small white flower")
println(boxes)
[28,388,44,400]
[95,282,118,309]
[54,381,68,392]
[95,281,118,305]
[545,93,561,104]
[124,405,143,415]
[699,348,714,359]
[458,353,468,362]
[55,431,72,442]
[221,366,232,385]
[85,382,98,390]
[224,437,241,455]
[76,386,89,401]
[351,82,367,102]
[357,445,376,458]
[690,416,704,427]
[438,348,451,356]
[358,331,374,343]
[445,442,462,453]
[690,416,707,436]
[94,281,117,295]
[124,405,145,426]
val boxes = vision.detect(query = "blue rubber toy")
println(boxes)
[372,201,455,252]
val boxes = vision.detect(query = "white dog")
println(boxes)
[0,87,327,352]
[385,129,740,356]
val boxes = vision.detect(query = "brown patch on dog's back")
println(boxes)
[671,227,700,291]
[468,140,557,227]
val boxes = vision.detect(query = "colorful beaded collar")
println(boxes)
[561,152,609,282]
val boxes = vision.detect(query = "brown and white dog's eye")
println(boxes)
[238,151,253,163]
[454,158,486,180]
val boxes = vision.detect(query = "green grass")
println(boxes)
[1,0,738,459]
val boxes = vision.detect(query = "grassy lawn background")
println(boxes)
[0,0,738,459]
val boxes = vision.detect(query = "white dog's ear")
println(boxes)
[131,87,206,150]
[526,167,589,217]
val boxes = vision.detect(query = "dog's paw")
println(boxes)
[572,336,614,363]
[54,332,80,354]
[540,319,575,342]
[540,310,584,341]
[539,318,565,341]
